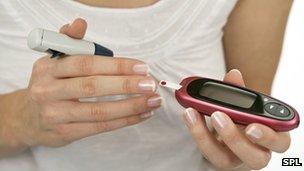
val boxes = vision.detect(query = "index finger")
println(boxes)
[53,56,149,77]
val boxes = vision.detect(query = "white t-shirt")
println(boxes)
[0,0,238,170]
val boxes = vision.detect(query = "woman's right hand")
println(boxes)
[0,19,162,152]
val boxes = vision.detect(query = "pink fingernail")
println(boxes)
[133,64,149,75]
[140,112,154,119]
[246,126,263,139]
[212,112,227,129]
[138,79,156,92]
[229,69,243,77]
[147,96,162,107]
[184,108,197,125]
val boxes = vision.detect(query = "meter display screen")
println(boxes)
[198,82,257,108]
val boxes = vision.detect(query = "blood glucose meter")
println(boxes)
[160,77,300,131]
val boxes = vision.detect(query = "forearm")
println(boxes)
[0,90,29,158]
[223,0,293,94]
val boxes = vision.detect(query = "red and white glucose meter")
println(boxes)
[160,77,300,131]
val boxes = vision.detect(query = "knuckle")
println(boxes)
[78,57,94,74]
[131,99,146,114]
[191,127,204,141]
[263,134,276,146]
[29,84,47,101]
[122,78,132,93]
[116,59,127,74]
[81,76,98,96]
[89,104,107,121]
[126,117,139,126]
[41,106,57,124]
[33,58,49,73]
[55,125,68,135]
[32,59,43,71]
[222,129,239,144]
[95,122,110,132]
[55,125,72,143]
[29,83,58,102]
[126,117,133,125]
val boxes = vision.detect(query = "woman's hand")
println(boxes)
[0,19,162,156]
[183,69,290,170]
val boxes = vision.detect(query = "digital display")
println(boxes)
[199,82,257,108]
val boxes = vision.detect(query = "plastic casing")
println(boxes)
[27,28,95,55]
[175,77,300,131]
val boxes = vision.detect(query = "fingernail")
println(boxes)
[140,112,154,119]
[184,108,197,125]
[138,79,156,92]
[63,24,70,28]
[147,96,162,107]
[229,69,242,77]
[246,126,263,139]
[212,111,227,129]
[133,64,149,75]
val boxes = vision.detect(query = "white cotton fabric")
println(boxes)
[0,0,238,170]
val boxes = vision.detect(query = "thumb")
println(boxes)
[59,18,87,39]
[223,69,245,87]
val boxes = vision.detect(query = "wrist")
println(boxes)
[0,89,30,157]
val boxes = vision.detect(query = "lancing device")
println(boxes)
[159,77,300,131]
[27,28,114,58]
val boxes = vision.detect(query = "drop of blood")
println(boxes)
[160,81,166,85]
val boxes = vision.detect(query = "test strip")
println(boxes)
[159,80,182,90]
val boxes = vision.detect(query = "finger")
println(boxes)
[59,18,87,39]
[55,113,152,143]
[59,24,70,34]
[224,69,245,87]
[183,108,242,169]
[211,111,271,170]
[31,56,55,79]
[215,124,247,144]
[53,56,149,78]
[51,76,157,100]
[43,95,162,124]
[245,123,291,153]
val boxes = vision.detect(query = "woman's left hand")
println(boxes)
[183,69,291,170]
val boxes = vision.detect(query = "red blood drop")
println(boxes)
[160,81,166,85]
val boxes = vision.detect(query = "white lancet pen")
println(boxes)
[27,28,113,57]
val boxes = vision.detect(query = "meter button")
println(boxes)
[264,103,279,115]
[275,105,290,117]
